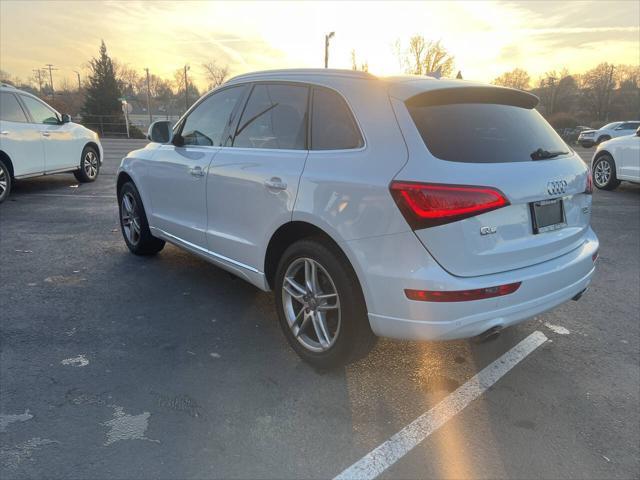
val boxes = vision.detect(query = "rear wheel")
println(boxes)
[593,154,621,190]
[0,159,11,203]
[118,182,165,255]
[74,146,100,183]
[275,238,376,369]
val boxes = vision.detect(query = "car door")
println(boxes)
[206,82,309,270]
[146,85,247,248]
[19,94,77,171]
[617,130,640,180]
[0,91,45,176]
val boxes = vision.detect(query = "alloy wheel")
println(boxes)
[84,150,99,179]
[0,165,7,200]
[121,192,142,245]
[282,257,341,353]
[594,159,612,187]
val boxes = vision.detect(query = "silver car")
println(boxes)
[117,69,598,368]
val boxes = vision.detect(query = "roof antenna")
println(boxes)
[426,66,442,79]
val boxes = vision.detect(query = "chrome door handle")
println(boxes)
[42,131,50,137]
[264,178,287,190]
[189,166,205,177]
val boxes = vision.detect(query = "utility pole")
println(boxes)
[44,64,57,101]
[144,67,152,125]
[32,69,44,94]
[324,32,335,68]
[73,70,81,91]
[184,64,190,112]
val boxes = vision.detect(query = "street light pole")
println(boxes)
[324,32,335,68]
[73,71,81,91]
[184,64,190,112]
[145,67,152,126]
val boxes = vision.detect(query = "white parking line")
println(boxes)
[334,330,548,480]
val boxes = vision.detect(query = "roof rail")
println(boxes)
[0,82,18,89]
[227,68,376,83]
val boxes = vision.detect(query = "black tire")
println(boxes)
[0,159,11,204]
[592,154,621,191]
[274,237,376,369]
[74,145,100,183]
[596,135,611,145]
[117,181,165,255]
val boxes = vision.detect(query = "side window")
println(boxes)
[181,86,244,146]
[311,88,363,150]
[623,122,639,130]
[0,92,28,122]
[233,83,308,150]
[20,95,59,124]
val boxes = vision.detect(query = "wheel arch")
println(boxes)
[83,141,101,162]
[264,221,369,312]
[593,149,615,165]
[0,150,15,178]
[116,171,134,195]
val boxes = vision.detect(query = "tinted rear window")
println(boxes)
[0,92,28,123]
[407,91,569,163]
[311,88,363,150]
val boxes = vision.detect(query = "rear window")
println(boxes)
[0,92,28,123]
[406,88,569,163]
[311,87,363,150]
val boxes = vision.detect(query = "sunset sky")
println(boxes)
[1,0,638,89]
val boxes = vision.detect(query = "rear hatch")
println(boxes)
[393,86,592,278]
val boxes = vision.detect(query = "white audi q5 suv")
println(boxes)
[117,69,598,368]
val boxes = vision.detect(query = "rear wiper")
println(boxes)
[530,148,569,160]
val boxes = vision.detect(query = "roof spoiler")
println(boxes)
[405,86,539,109]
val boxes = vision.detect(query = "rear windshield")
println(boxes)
[407,95,569,163]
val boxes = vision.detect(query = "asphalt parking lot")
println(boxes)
[1,139,638,479]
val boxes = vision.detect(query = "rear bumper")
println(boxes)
[344,228,598,341]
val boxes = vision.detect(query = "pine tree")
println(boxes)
[82,40,122,134]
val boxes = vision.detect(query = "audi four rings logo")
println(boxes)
[547,180,568,195]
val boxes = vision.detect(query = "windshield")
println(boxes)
[601,122,620,130]
[407,102,570,163]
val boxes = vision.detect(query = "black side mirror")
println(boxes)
[61,113,71,124]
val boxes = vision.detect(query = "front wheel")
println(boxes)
[596,135,611,145]
[74,146,100,183]
[593,154,621,190]
[275,238,376,369]
[0,159,11,203]
[118,182,165,255]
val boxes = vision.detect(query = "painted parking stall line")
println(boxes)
[334,330,548,480]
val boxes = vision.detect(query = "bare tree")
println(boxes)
[580,63,616,121]
[492,68,531,90]
[202,61,229,90]
[398,36,455,77]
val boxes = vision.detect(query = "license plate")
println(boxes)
[530,198,566,234]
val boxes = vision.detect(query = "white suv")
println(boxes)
[578,121,640,147]
[117,69,598,368]
[0,84,103,203]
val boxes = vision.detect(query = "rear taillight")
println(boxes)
[389,181,509,229]
[405,282,521,302]
[585,170,593,194]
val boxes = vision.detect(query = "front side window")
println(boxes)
[311,88,363,150]
[20,95,59,124]
[0,92,28,122]
[233,83,308,150]
[181,86,244,146]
